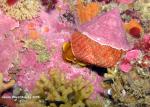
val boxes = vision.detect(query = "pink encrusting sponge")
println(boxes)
[78,8,130,51]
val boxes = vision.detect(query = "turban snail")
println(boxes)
[63,8,130,68]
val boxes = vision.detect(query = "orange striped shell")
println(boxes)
[71,32,123,68]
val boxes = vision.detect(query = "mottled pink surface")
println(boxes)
[119,49,141,72]
[16,10,66,91]
[78,8,130,50]
[0,2,103,94]
[119,35,150,72]
[0,34,19,81]
[119,60,132,73]
[14,10,103,93]
[0,10,19,36]
[125,49,141,61]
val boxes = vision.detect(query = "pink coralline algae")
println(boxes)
[78,8,130,50]
[119,60,132,73]
[0,35,18,81]
[16,49,49,91]
[125,49,141,62]
[14,10,67,91]
[0,9,19,36]
[20,50,37,69]
[14,8,103,92]
[119,35,150,72]
[119,49,141,72]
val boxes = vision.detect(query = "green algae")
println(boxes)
[24,39,50,63]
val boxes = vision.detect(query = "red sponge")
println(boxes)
[129,27,141,38]
[7,0,18,6]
